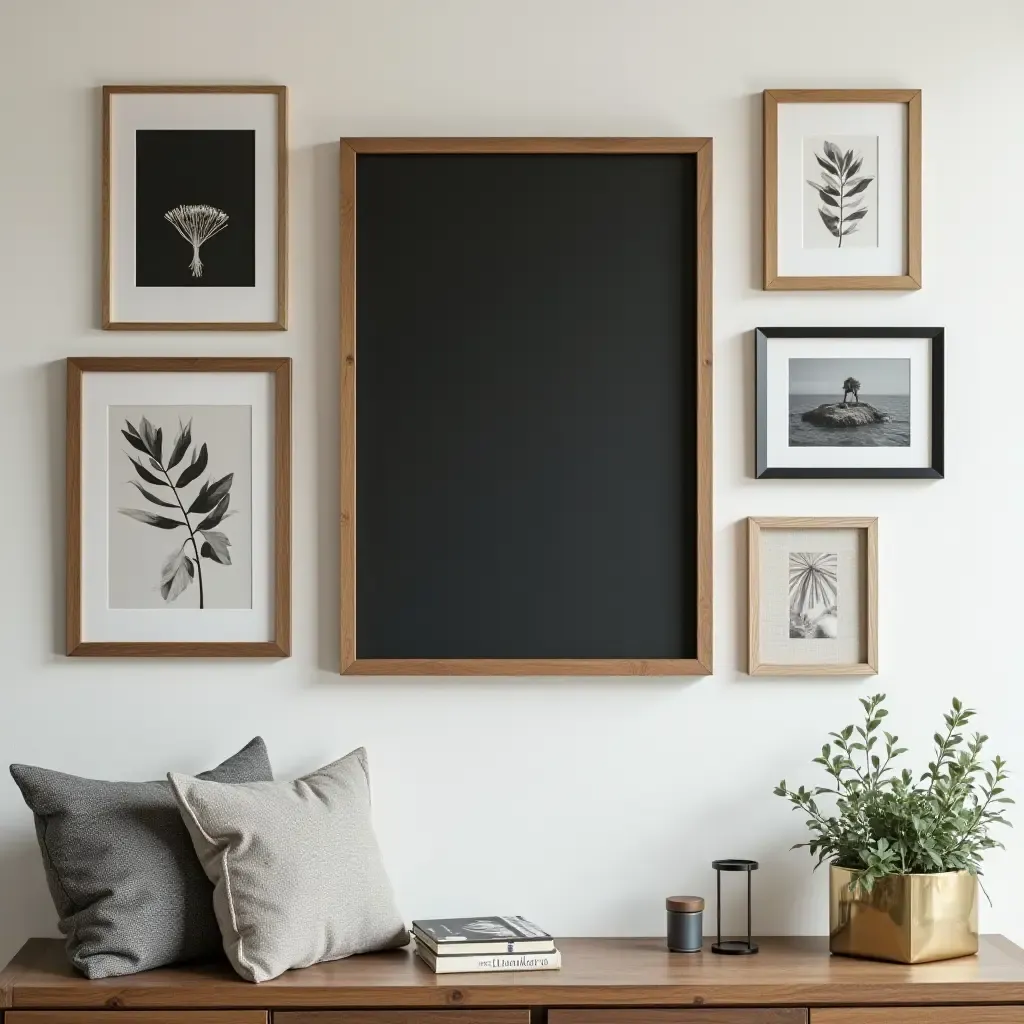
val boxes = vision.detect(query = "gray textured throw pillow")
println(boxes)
[10,737,273,979]
[169,747,408,983]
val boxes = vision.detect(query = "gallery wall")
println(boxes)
[1,0,1022,961]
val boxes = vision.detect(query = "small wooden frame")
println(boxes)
[764,89,921,291]
[67,357,291,657]
[748,516,878,676]
[102,85,288,330]
[340,138,713,676]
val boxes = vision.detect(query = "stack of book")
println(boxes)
[411,915,561,974]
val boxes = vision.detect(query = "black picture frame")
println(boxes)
[755,326,944,479]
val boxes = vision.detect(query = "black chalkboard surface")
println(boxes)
[340,140,712,675]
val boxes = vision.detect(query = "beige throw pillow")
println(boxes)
[169,747,408,982]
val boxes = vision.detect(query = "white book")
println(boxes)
[414,942,561,974]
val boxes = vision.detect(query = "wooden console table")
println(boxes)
[3,937,1024,1024]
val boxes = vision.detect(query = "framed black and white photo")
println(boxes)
[102,86,287,330]
[748,517,877,676]
[756,327,944,479]
[67,357,291,657]
[764,89,921,290]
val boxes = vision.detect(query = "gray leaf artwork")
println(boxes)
[789,552,837,639]
[803,137,877,249]
[110,407,252,610]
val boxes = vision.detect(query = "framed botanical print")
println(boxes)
[67,357,291,657]
[102,85,287,330]
[756,327,944,479]
[748,517,877,676]
[763,89,921,290]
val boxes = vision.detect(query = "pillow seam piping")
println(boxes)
[173,778,259,983]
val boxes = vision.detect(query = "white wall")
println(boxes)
[1,0,1022,964]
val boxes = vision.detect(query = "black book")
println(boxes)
[411,916,555,955]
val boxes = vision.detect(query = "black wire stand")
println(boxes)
[711,858,759,955]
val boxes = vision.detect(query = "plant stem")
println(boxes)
[158,464,205,609]
[950,785,1001,854]
[927,720,956,797]
[786,791,838,834]
[836,739,869,788]
[838,174,845,249]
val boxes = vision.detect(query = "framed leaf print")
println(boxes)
[748,516,878,676]
[102,85,288,329]
[763,89,921,290]
[67,357,291,657]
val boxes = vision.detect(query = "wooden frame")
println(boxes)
[763,89,921,290]
[755,326,944,479]
[339,137,713,676]
[102,85,288,330]
[748,517,878,676]
[66,357,292,657]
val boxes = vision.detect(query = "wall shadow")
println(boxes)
[0,836,57,965]
[311,142,341,675]
[733,518,749,674]
[46,360,66,658]
[747,93,763,292]
[89,86,102,330]
[739,329,756,479]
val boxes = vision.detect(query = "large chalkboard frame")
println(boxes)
[340,138,712,675]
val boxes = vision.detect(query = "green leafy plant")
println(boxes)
[774,695,1012,895]
[118,415,235,608]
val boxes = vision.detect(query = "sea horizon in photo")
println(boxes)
[789,393,911,447]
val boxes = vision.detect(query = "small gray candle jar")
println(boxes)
[666,895,704,953]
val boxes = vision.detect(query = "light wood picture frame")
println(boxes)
[102,85,288,330]
[340,138,713,676]
[764,89,921,290]
[67,357,291,657]
[748,516,878,676]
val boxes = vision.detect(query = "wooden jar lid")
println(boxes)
[666,895,705,912]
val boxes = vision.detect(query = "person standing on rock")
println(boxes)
[841,377,861,406]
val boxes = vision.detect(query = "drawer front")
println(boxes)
[813,1011,1022,1024]
[277,1014,529,1024]
[551,1012,807,1024]
[9,1016,266,1024]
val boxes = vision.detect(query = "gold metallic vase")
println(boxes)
[829,864,978,964]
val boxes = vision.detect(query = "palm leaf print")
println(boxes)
[789,552,838,616]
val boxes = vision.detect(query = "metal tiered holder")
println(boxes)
[711,859,759,955]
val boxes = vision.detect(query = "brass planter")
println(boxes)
[829,864,978,964]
